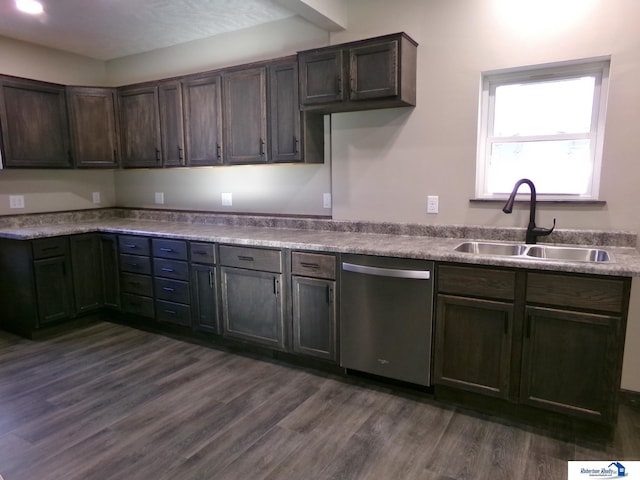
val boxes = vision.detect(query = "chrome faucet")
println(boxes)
[502,178,555,244]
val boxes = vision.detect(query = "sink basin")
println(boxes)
[454,241,528,256]
[525,245,611,262]
[453,242,612,263]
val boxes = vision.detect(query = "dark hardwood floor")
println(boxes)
[0,321,638,480]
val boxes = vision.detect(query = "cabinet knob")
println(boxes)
[155,148,161,162]
[178,146,183,161]
[259,138,265,156]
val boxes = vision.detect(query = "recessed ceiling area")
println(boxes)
[0,0,347,61]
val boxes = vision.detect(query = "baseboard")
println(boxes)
[619,389,640,409]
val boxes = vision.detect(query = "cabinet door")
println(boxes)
[520,306,623,423]
[269,60,302,163]
[70,234,103,313]
[158,80,185,167]
[298,49,344,105]
[67,86,119,168]
[34,256,74,325]
[183,74,223,166]
[434,294,513,399]
[349,40,398,101]
[118,85,162,168]
[191,264,218,334]
[99,234,120,309]
[0,77,71,168]
[221,266,284,349]
[292,276,336,361]
[223,68,268,164]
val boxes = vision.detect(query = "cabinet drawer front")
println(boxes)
[438,265,515,301]
[118,235,150,256]
[119,253,152,275]
[153,258,189,281]
[156,300,191,326]
[120,272,153,296]
[292,252,336,279]
[219,245,282,273]
[190,242,216,264]
[152,238,188,260]
[121,293,154,318]
[526,273,626,314]
[154,278,190,304]
[33,237,68,259]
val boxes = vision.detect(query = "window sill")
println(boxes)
[470,198,607,206]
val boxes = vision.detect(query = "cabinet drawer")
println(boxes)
[120,273,153,297]
[119,253,152,275]
[33,237,67,259]
[118,235,150,256]
[121,293,154,318]
[156,300,191,326]
[292,252,336,279]
[153,258,189,281]
[219,245,282,273]
[438,264,515,301]
[526,273,626,314]
[154,278,190,304]
[190,242,216,264]
[152,238,188,260]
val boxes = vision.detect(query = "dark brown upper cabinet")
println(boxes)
[298,32,417,113]
[0,76,72,168]
[223,67,268,165]
[158,80,185,167]
[182,73,223,167]
[118,84,162,168]
[67,86,119,168]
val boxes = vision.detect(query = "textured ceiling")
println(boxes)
[0,0,297,60]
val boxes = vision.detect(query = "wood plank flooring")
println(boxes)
[0,322,638,480]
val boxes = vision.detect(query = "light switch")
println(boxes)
[92,191,101,204]
[221,192,232,206]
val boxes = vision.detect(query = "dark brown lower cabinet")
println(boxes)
[520,306,623,422]
[434,263,630,424]
[34,249,74,325]
[434,295,512,399]
[292,276,336,361]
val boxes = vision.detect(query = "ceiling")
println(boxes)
[0,0,307,61]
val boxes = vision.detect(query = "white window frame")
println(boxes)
[475,58,610,201]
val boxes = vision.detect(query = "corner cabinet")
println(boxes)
[0,76,72,168]
[67,86,119,168]
[298,32,418,113]
[434,263,630,424]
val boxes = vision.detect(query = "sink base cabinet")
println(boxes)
[434,263,630,425]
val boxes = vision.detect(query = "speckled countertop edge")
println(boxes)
[1,209,639,277]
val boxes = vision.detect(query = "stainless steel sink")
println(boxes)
[453,241,612,263]
[453,241,528,256]
[525,245,611,262]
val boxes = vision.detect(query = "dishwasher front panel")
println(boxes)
[340,254,435,386]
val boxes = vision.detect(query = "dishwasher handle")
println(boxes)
[342,262,431,280]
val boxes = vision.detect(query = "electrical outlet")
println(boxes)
[323,193,332,209]
[427,195,439,214]
[92,191,101,204]
[221,192,232,206]
[9,195,25,209]
[154,192,164,204]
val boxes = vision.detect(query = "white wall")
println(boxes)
[328,0,640,391]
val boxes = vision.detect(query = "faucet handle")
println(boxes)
[534,218,556,237]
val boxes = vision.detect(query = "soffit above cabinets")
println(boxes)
[0,0,299,60]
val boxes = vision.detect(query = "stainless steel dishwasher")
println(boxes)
[340,254,434,386]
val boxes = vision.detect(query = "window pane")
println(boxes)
[493,76,595,137]
[487,139,591,194]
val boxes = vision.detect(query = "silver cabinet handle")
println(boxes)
[342,262,430,280]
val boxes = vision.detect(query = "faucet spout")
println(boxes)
[502,179,556,244]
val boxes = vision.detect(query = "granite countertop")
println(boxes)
[1,211,639,277]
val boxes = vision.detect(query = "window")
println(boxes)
[476,59,610,200]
